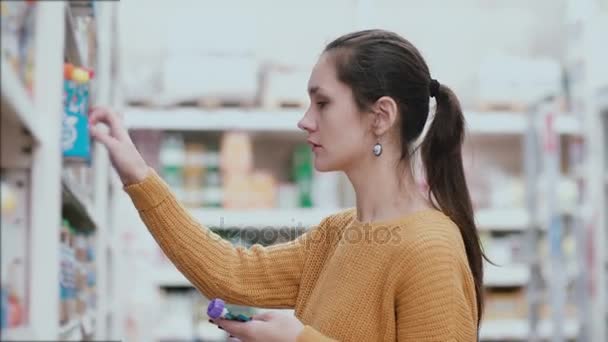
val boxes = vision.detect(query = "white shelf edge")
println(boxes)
[476,208,530,231]
[124,108,305,132]
[484,264,529,287]
[0,57,42,143]
[480,318,579,340]
[465,111,527,134]
[124,108,579,135]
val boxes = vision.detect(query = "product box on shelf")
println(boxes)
[162,53,260,107]
[1,171,29,331]
[260,63,310,109]
[0,1,37,93]
[59,218,96,325]
[477,54,563,111]
[62,64,94,163]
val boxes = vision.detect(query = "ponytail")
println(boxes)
[420,83,485,325]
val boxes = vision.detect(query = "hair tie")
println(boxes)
[429,79,440,98]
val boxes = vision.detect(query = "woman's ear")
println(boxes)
[371,96,398,136]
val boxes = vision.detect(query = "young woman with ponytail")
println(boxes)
[91,29,484,341]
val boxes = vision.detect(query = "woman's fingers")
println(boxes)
[251,312,274,321]
[88,106,128,141]
[216,319,254,341]
[89,124,117,148]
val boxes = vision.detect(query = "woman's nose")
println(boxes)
[298,109,315,132]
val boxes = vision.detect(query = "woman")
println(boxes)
[90,29,484,341]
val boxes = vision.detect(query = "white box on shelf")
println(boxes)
[261,65,310,109]
[162,53,259,106]
[478,54,562,110]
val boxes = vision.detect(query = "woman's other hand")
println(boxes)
[213,311,304,342]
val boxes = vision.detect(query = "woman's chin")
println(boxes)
[313,158,336,172]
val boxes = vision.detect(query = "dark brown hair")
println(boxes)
[325,29,485,326]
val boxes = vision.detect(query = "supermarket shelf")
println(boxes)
[124,108,304,132]
[1,326,32,341]
[484,264,529,287]
[191,207,341,229]
[62,171,99,230]
[476,208,530,231]
[59,310,95,341]
[125,108,580,135]
[0,58,42,143]
[465,111,527,134]
[64,3,84,66]
[480,318,579,341]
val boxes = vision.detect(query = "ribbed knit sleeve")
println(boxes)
[296,326,337,342]
[394,227,478,341]
[124,169,331,308]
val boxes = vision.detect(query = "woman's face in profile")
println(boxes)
[298,53,375,173]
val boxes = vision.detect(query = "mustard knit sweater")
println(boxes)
[124,170,478,341]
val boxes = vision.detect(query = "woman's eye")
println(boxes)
[317,101,328,109]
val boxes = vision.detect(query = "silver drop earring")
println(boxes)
[373,142,383,157]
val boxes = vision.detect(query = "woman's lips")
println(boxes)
[307,140,322,151]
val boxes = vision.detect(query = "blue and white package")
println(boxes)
[62,79,91,162]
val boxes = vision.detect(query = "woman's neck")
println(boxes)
[346,156,431,224]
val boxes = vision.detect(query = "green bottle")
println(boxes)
[293,144,313,208]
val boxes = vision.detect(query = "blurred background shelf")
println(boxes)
[484,264,530,287]
[0,57,41,143]
[125,108,304,132]
[480,319,579,341]
[476,208,530,231]
[125,109,581,136]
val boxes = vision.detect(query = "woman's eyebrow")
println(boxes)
[308,86,329,97]
[308,85,321,95]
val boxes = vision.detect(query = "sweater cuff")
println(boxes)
[123,168,172,211]
[297,326,333,342]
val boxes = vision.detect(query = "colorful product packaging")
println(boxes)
[62,64,94,163]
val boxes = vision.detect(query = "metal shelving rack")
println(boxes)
[563,0,608,341]
[0,2,119,340]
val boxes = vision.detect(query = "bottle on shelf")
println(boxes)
[293,144,313,208]
[202,149,223,208]
[59,220,69,325]
[183,142,206,208]
[160,133,186,200]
